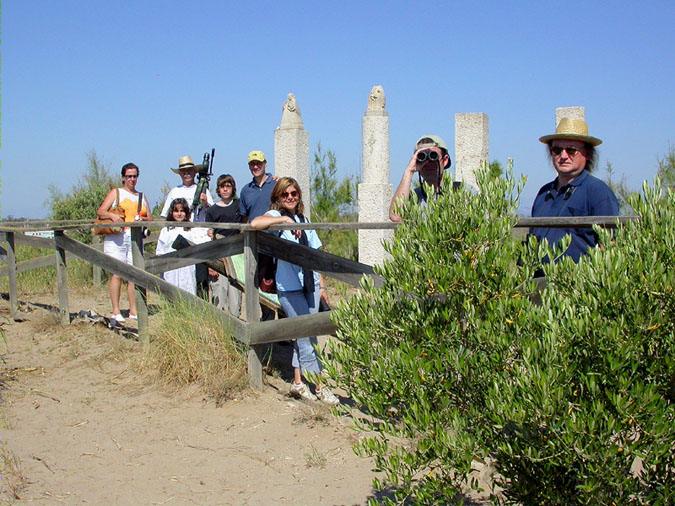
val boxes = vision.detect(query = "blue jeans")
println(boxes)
[278,287,322,375]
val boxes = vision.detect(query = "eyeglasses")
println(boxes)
[550,146,582,157]
[281,190,299,199]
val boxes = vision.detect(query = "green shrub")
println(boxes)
[49,151,116,244]
[326,170,673,504]
[311,144,358,260]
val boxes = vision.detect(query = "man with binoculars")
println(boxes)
[389,134,452,222]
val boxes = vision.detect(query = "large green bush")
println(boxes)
[326,170,673,504]
[49,151,116,243]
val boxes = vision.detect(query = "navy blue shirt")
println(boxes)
[239,174,276,221]
[531,170,619,262]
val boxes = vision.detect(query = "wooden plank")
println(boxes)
[14,234,53,249]
[248,311,336,345]
[144,234,244,274]
[243,231,263,389]
[515,216,637,228]
[54,233,248,342]
[130,227,149,344]
[257,233,384,287]
[0,251,89,277]
[5,232,19,320]
[54,231,70,325]
[92,235,102,286]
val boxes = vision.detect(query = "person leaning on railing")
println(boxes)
[250,177,339,406]
[530,118,620,262]
[96,162,152,323]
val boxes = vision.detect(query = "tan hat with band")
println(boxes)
[539,118,602,146]
[171,155,199,174]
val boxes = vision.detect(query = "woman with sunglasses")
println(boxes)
[250,177,339,405]
[96,163,152,323]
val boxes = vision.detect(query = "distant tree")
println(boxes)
[49,150,116,243]
[488,160,503,179]
[602,161,635,214]
[152,181,173,218]
[310,143,358,260]
[656,144,675,191]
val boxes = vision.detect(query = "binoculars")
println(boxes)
[416,149,440,164]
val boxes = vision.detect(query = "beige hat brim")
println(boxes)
[170,164,203,174]
[539,133,602,146]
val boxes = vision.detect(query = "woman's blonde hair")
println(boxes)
[269,177,304,215]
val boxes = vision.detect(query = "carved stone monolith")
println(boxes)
[359,85,392,266]
[274,93,311,217]
[454,113,489,191]
[555,106,585,126]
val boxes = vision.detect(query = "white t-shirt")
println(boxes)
[160,184,214,219]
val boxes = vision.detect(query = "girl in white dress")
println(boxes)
[156,198,196,295]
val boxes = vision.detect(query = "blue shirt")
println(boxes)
[239,174,276,221]
[265,210,322,292]
[530,170,620,262]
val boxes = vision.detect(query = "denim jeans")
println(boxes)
[278,287,322,375]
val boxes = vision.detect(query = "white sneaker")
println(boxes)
[316,387,340,406]
[290,382,317,401]
[110,313,125,323]
[128,314,138,321]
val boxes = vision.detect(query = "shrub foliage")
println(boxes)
[326,170,673,504]
[49,151,116,243]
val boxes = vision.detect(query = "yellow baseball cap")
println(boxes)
[247,150,266,163]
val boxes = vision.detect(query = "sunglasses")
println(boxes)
[124,174,139,179]
[281,190,299,199]
[550,146,582,157]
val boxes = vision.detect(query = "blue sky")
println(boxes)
[2,0,674,218]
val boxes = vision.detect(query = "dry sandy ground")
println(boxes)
[0,288,380,505]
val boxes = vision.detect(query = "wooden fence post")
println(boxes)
[131,226,149,344]
[54,230,70,324]
[92,235,102,286]
[4,232,19,320]
[244,230,264,389]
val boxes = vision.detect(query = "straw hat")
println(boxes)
[171,155,198,174]
[539,118,602,146]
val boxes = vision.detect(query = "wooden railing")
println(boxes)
[0,216,636,387]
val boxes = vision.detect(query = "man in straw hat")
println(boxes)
[160,155,214,219]
[389,134,453,222]
[530,117,619,262]
[160,155,215,299]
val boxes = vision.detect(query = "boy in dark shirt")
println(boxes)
[206,174,242,237]
[206,174,243,316]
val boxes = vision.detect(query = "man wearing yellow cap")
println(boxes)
[389,134,452,222]
[239,150,276,222]
[531,118,619,262]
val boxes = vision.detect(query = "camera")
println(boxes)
[416,149,440,164]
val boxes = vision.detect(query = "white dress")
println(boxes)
[156,226,196,295]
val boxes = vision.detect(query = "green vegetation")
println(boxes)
[0,244,94,294]
[48,150,116,244]
[143,297,248,404]
[656,144,675,191]
[326,167,673,504]
[310,143,358,260]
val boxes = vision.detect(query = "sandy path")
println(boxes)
[0,290,378,504]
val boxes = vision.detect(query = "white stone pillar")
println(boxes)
[454,113,489,191]
[555,106,585,125]
[274,93,311,217]
[358,85,392,266]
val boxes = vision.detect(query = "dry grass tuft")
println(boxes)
[304,444,327,469]
[293,404,332,428]
[141,297,248,404]
[0,444,26,501]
